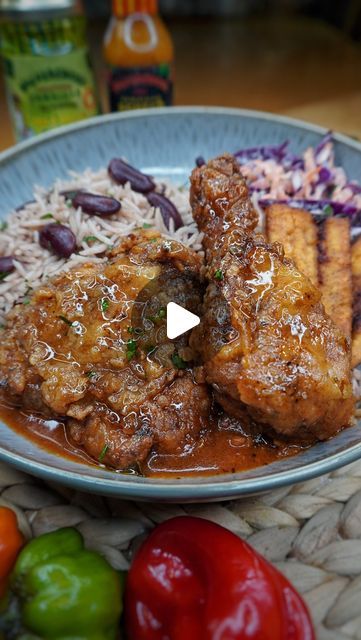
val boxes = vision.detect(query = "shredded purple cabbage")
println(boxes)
[234,141,289,163]
[317,166,332,183]
[234,140,306,170]
[234,133,334,172]
[347,182,361,195]
[287,156,305,170]
[315,131,333,158]
[233,133,361,226]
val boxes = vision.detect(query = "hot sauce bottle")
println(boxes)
[103,0,174,111]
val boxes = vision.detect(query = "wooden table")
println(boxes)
[1,15,361,151]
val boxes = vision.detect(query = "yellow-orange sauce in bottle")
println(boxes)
[103,0,174,111]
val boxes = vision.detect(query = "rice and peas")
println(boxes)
[1,132,361,332]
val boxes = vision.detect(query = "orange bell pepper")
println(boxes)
[0,506,24,598]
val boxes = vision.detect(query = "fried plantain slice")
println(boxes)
[265,204,318,285]
[352,235,361,367]
[318,217,352,339]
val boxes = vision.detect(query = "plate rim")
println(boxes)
[1,104,360,500]
[0,438,361,501]
[1,105,361,167]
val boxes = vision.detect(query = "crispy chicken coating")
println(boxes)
[190,154,354,441]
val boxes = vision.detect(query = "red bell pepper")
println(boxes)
[125,515,314,640]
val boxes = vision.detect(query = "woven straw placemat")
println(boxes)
[2,460,361,639]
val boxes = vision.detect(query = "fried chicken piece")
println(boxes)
[190,154,353,441]
[68,373,210,468]
[0,230,210,469]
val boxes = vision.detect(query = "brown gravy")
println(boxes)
[0,403,301,478]
[142,430,300,477]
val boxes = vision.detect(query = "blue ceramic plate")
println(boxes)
[1,106,361,502]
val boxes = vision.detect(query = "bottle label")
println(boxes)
[3,49,98,141]
[108,63,173,111]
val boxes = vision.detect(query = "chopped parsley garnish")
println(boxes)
[0,221,8,231]
[101,298,110,313]
[41,213,54,220]
[86,371,96,379]
[171,352,187,369]
[323,204,334,216]
[126,339,137,361]
[214,269,224,281]
[58,315,73,326]
[84,235,98,243]
[0,272,9,281]
[142,222,153,229]
[98,444,108,462]
[22,298,30,305]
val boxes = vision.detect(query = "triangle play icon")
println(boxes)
[166,302,200,340]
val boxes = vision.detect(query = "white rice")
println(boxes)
[0,169,202,326]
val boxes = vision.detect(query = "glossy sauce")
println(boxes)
[0,403,97,467]
[0,402,301,478]
[143,430,300,477]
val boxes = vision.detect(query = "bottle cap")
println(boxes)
[112,0,158,17]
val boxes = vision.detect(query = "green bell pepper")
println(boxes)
[2,527,122,640]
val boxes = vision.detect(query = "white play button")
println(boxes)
[166,302,200,340]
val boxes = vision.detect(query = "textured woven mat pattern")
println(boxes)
[2,460,361,639]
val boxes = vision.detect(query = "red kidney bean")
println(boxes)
[108,158,155,193]
[39,223,77,258]
[0,256,15,273]
[195,155,206,167]
[146,192,183,230]
[72,192,121,217]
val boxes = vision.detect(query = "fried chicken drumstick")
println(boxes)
[190,154,354,441]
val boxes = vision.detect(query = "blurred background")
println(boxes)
[0,0,360,150]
